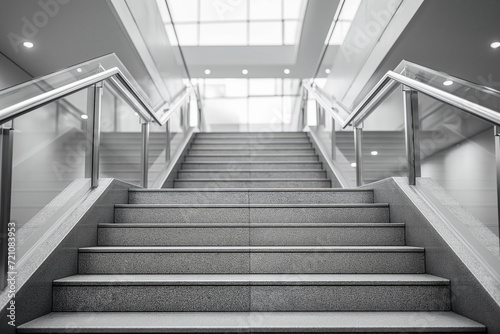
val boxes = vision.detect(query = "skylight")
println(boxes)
[326,0,362,45]
[165,0,307,46]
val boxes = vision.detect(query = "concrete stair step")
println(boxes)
[177,170,327,179]
[114,203,390,224]
[51,274,449,312]
[97,222,406,246]
[78,246,424,274]
[196,131,308,138]
[173,179,331,188]
[128,189,374,204]
[181,161,323,170]
[185,154,319,162]
[17,311,486,333]
[190,143,313,149]
[189,148,316,154]
[193,139,311,145]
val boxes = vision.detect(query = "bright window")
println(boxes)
[166,0,307,46]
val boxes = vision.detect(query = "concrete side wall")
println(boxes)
[0,179,130,332]
[364,177,500,333]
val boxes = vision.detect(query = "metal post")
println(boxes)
[494,126,500,246]
[0,126,14,290]
[186,100,191,129]
[403,86,421,185]
[85,82,103,188]
[301,89,308,129]
[354,126,364,187]
[316,102,321,127]
[165,120,171,162]
[331,117,336,160]
[140,122,150,188]
[180,105,184,130]
[113,96,118,132]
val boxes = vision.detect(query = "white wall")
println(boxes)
[0,52,30,90]
[421,127,498,236]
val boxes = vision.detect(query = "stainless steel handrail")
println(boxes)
[303,59,500,188]
[302,81,350,125]
[0,68,164,126]
[342,71,500,128]
[304,63,500,130]
[158,86,193,125]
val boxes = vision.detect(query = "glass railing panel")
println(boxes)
[148,121,168,188]
[398,61,500,113]
[169,104,186,151]
[357,89,407,184]
[306,99,355,187]
[0,54,162,118]
[418,94,498,240]
[99,86,143,186]
[10,89,88,244]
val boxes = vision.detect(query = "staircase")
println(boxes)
[175,132,331,188]
[18,132,485,333]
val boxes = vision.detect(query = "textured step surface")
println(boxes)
[19,311,485,333]
[173,179,332,188]
[52,274,450,312]
[128,189,374,204]
[78,246,425,274]
[184,154,319,162]
[189,148,316,154]
[181,161,323,170]
[97,222,406,246]
[114,203,390,224]
[177,170,327,179]
[190,143,313,149]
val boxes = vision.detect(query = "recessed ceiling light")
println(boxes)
[350,162,356,167]
[284,68,290,74]
[325,69,331,74]
[204,69,211,75]
[76,68,83,73]
[490,41,500,49]
[242,69,248,75]
[443,80,453,86]
[81,114,88,120]
[371,151,378,156]
[23,41,34,48]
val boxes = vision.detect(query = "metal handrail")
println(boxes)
[158,86,193,125]
[303,64,500,130]
[0,68,164,126]
[302,81,350,125]
[342,71,500,129]
[303,60,500,189]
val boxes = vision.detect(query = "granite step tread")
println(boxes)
[79,246,423,253]
[186,154,319,157]
[98,222,404,228]
[115,203,389,208]
[128,188,372,193]
[174,178,329,182]
[18,311,485,333]
[53,273,449,286]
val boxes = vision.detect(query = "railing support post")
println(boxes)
[301,89,308,130]
[165,120,171,162]
[354,126,364,187]
[494,126,500,246]
[331,117,336,161]
[403,86,421,185]
[316,101,321,127]
[0,125,14,290]
[86,82,103,188]
[140,121,150,188]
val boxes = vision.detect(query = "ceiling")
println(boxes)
[179,0,340,78]
[1,0,498,106]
